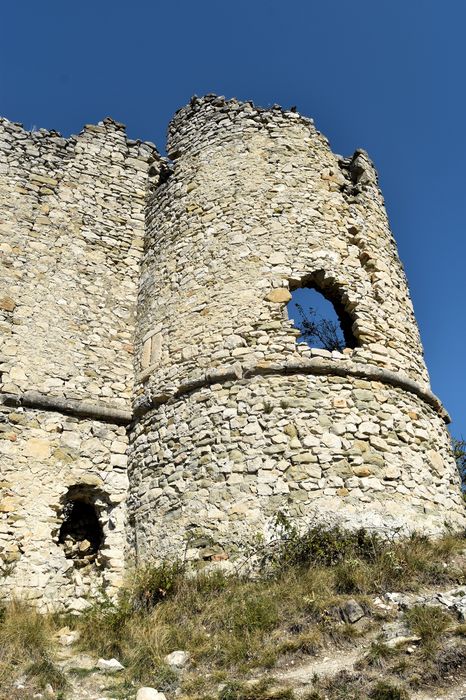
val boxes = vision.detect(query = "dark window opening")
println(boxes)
[288,275,358,352]
[58,486,104,567]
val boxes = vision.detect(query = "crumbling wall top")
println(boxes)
[0,115,160,409]
[166,93,321,159]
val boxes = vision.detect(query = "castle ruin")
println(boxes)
[0,95,464,611]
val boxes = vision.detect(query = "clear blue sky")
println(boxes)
[1,1,465,437]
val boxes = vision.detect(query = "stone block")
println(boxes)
[265,288,292,303]
[23,438,51,459]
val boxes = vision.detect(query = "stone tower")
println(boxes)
[128,95,465,565]
[0,95,464,610]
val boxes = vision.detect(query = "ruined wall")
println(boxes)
[1,96,464,606]
[0,117,158,609]
[0,406,128,612]
[129,95,465,564]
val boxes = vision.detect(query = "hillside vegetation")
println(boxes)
[3,525,466,700]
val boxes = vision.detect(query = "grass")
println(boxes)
[219,678,294,700]
[354,603,466,696]
[0,600,67,699]
[304,672,410,700]
[405,605,452,656]
[369,680,409,700]
[74,527,466,689]
[329,534,463,595]
[2,527,466,698]
[358,640,398,669]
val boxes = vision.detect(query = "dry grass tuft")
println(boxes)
[0,600,66,699]
[305,671,410,700]
[219,678,295,700]
[405,605,452,656]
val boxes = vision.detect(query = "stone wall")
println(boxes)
[135,95,429,412]
[130,374,463,564]
[0,403,128,612]
[0,116,158,405]
[0,117,159,609]
[129,95,465,564]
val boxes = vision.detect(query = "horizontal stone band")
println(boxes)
[139,358,450,423]
[1,358,449,426]
[0,390,132,425]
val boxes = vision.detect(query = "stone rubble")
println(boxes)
[340,599,365,624]
[136,689,167,700]
[164,650,190,668]
[385,586,466,622]
[96,657,125,673]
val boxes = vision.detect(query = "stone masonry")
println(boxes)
[0,117,159,611]
[1,95,464,610]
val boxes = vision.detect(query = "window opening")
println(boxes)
[288,280,357,351]
[58,486,104,567]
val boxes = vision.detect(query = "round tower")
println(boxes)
[129,95,465,564]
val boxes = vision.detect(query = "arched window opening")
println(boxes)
[58,485,104,567]
[287,275,358,352]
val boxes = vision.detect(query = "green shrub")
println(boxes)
[256,514,382,574]
[130,560,185,611]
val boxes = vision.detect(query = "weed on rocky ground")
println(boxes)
[3,528,466,700]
